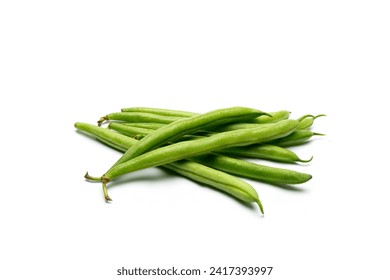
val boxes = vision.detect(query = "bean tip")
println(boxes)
[299,155,313,163]
[314,114,327,119]
[300,173,313,183]
[256,199,264,215]
[313,132,326,136]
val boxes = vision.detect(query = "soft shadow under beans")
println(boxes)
[105,168,259,213]
[104,169,174,191]
[161,168,259,212]
[262,181,306,192]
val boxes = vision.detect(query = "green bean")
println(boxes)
[110,122,311,163]
[107,107,267,169]
[192,154,312,184]
[212,122,273,132]
[269,130,325,147]
[101,119,299,201]
[97,112,184,126]
[120,107,197,117]
[75,122,264,213]
[297,114,326,130]
[220,144,313,163]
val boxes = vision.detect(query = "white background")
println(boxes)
[1,1,389,279]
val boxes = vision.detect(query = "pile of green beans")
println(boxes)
[75,106,325,215]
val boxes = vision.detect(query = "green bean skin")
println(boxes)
[109,122,153,138]
[192,154,312,184]
[97,136,130,152]
[98,112,183,126]
[108,107,267,169]
[120,107,198,118]
[103,119,299,182]
[221,144,312,163]
[200,111,290,130]
[75,122,264,213]
[269,130,324,147]
[211,122,273,132]
[121,122,165,130]
[248,110,290,124]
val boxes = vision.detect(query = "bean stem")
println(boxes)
[84,172,102,182]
